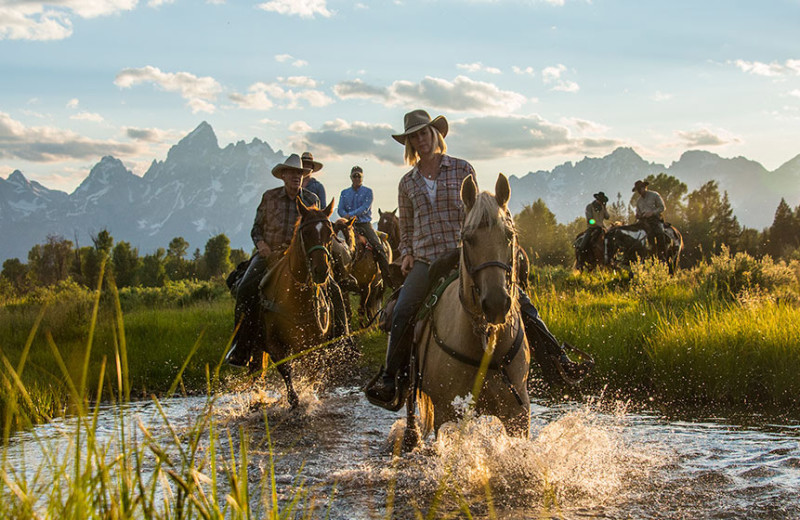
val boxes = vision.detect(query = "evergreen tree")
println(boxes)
[766,198,798,258]
[683,181,721,264]
[203,234,232,279]
[712,191,742,253]
[515,199,572,266]
[112,241,141,287]
[1,258,29,293]
[139,248,167,287]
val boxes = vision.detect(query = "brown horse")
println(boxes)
[405,174,530,445]
[258,198,337,407]
[332,217,392,320]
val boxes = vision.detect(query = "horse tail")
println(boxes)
[416,389,434,439]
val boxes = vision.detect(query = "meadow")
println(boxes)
[2,247,799,432]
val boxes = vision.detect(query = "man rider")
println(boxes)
[225,153,348,369]
[632,179,667,259]
[301,151,327,207]
[577,191,609,268]
[337,166,399,290]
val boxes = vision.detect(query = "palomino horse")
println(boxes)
[605,222,683,274]
[573,227,606,272]
[258,198,337,407]
[406,173,530,445]
[332,217,392,320]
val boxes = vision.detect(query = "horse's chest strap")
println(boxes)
[431,317,525,371]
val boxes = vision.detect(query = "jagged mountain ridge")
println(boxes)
[0,122,285,262]
[1,122,798,263]
[508,147,800,229]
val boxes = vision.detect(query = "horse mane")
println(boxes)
[462,191,514,235]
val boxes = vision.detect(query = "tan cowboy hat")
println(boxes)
[271,154,312,179]
[632,180,649,192]
[391,109,449,144]
[301,151,323,172]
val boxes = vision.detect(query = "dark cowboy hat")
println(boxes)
[271,154,312,179]
[632,180,649,192]
[593,191,609,203]
[391,109,448,145]
[301,151,323,172]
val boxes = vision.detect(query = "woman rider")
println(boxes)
[365,110,592,411]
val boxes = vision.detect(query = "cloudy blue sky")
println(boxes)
[1,0,799,213]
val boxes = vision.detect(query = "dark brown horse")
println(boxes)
[377,208,405,286]
[258,198,337,407]
[332,217,392,320]
[605,222,683,274]
[574,227,607,272]
[405,174,530,446]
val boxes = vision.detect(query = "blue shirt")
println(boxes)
[337,185,373,223]
[304,177,326,208]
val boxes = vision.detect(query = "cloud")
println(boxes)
[542,64,580,92]
[281,76,317,88]
[70,111,104,123]
[334,75,527,114]
[297,114,622,165]
[114,66,222,113]
[257,0,333,18]
[274,53,308,68]
[652,91,673,102]
[733,59,800,77]
[451,114,621,160]
[675,126,741,147]
[560,117,610,134]
[789,89,800,98]
[295,119,399,164]
[0,0,137,41]
[66,98,80,109]
[0,111,142,162]
[457,62,502,75]
[124,126,182,143]
[229,80,333,110]
[512,66,535,76]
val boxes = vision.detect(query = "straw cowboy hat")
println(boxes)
[632,180,649,192]
[391,109,449,144]
[271,154,312,179]
[301,151,323,172]
[593,191,609,203]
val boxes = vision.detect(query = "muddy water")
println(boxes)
[5,385,800,519]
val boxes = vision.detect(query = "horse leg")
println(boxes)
[275,361,300,408]
[402,386,420,452]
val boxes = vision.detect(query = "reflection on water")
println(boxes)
[4,386,800,519]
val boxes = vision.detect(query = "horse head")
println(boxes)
[333,216,357,251]
[296,198,335,284]
[377,208,400,251]
[460,174,516,325]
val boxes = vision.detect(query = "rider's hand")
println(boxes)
[257,241,271,258]
[401,254,414,276]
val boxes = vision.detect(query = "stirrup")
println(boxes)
[364,369,409,412]
[555,342,595,386]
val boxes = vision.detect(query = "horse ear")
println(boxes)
[461,175,477,211]
[378,208,383,217]
[495,173,510,208]
[348,216,357,227]
[297,197,310,217]
[392,208,397,215]
[323,198,335,218]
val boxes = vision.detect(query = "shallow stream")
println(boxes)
[4,385,800,519]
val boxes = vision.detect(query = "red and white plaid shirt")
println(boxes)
[397,154,476,263]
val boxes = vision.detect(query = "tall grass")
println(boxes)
[533,251,800,409]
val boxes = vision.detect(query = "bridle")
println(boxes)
[294,216,334,284]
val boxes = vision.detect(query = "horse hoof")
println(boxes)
[402,427,420,452]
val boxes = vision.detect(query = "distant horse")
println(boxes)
[573,227,606,272]
[405,174,530,446]
[258,198,337,407]
[605,222,683,274]
[377,208,405,286]
[333,217,393,320]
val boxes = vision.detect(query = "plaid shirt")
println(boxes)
[397,154,476,263]
[251,187,320,250]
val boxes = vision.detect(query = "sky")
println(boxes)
[1,0,799,215]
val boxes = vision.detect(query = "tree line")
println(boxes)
[515,172,800,268]
[1,230,249,297]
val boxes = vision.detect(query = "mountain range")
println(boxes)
[2,122,799,263]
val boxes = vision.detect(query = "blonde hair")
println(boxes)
[404,127,447,166]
